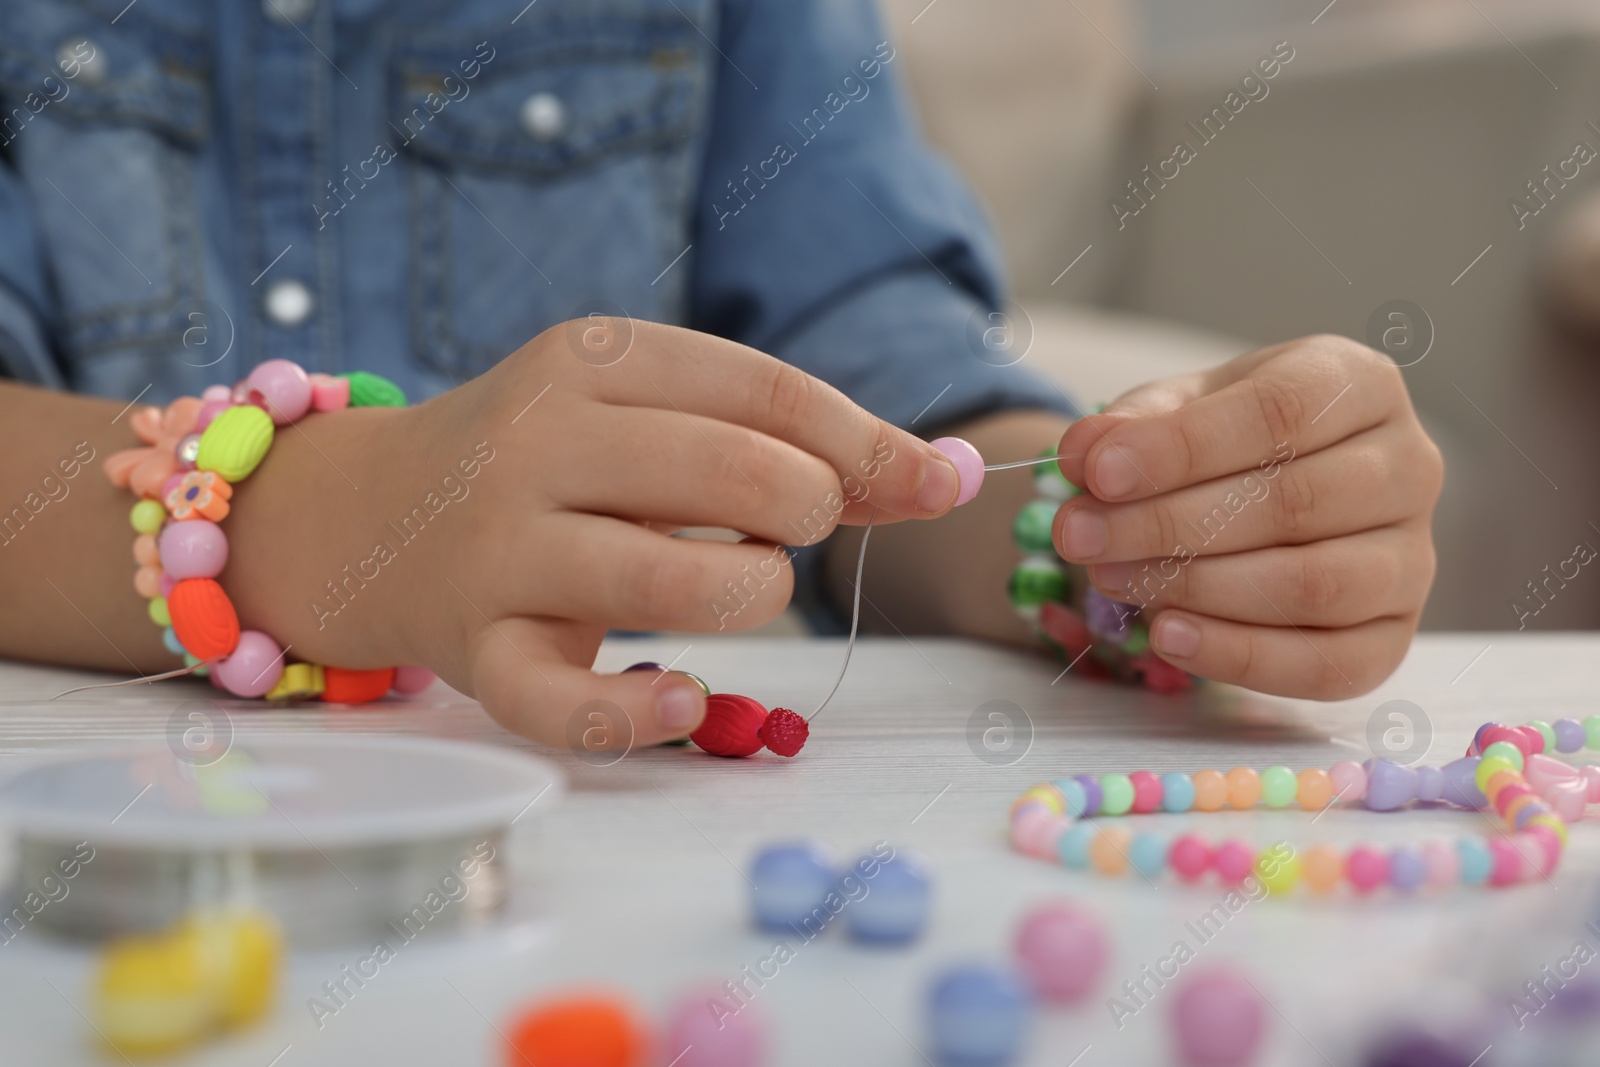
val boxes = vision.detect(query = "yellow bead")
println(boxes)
[265,662,325,702]
[1256,844,1301,895]
[130,499,166,535]
[1012,785,1066,817]
[196,404,275,482]
[148,596,171,628]
[1089,827,1131,875]
[1225,767,1261,809]
[1475,756,1516,795]
[1527,814,1569,846]
[96,932,209,1055]
[178,910,282,1028]
[1192,769,1228,811]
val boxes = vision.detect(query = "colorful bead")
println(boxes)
[1169,835,1211,882]
[1474,756,1517,795]
[1487,838,1522,886]
[928,436,985,507]
[1160,773,1196,813]
[147,596,170,627]
[1011,499,1057,553]
[1169,967,1265,1067]
[1553,717,1586,753]
[1439,757,1487,808]
[1072,775,1102,816]
[925,966,1031,1067]
[157,519,228,580]
[1010,807,1059,856]
[1191,770,1227,811]
[246,360,314,424]
[662,985,765,1067]
[1295,768,1333,810]
[135,565,163,599]
[162,627,186,656]
[1211,840,1254,885]
[1058,824,1095,869]
[1414,765,1443,802]
[195,404,274,483]
[1420,841,1460,888]
[749,842,834,931]
[1479,741,1525,771]
[1012,902,1108,1004]
[1099,774,1135,816]
[130,499,166,534]
[264,662,324,702]
[1129,833,1168,877]
[391,665,437,694]
[1387,848,1425,892]
[1088,827,1131,875]
[1526,721,1556,753]
[1255,845,1300,895]
[165,470,233,523]
[1128,771,1162,813]
[844,853,931,945]
[1363,759,1417,812]
[167,578,241,661]
[1456,837,1492,885]
[1008,558,1068,608]
[1585,715,1600,751]
[1345,847,1389,893]
[1012,785,1066,818]
[504,995,646,1067]
[1223,768,1260,810]
[1259,766,1296,808]
[132,534,159,566]
[1052,777,1089,817]
[320,667,396,705]
[1328,759,1367,802]
[691,694,769,757]
[1301,845,1343,894]
[308,373,351,412]
[212,631,285,698]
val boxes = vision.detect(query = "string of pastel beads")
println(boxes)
[1009,717,1600,895]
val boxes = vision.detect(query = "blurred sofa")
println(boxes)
[882,0,1600,630]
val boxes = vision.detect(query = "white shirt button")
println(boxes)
[520,93,566,141]
[264,279,314,327]
[264,0,314,26]
[60,39,108,85]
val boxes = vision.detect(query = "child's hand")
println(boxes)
[1055,335,1443,698]
[224,320,961,745]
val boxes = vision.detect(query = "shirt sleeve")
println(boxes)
[0,161,61,387]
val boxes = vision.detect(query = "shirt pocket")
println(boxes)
[386,6,710,381]
[0,1,212,390]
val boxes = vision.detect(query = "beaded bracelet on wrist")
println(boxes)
[107,363,433,703]
[1007,448,1192,693]
[1009,717,1599,894]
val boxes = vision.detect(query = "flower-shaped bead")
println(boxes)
[103,398,204,499]
[165,470,233,522]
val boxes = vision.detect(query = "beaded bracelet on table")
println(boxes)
[1007,449,1192,693]
[1009,717,1599,895]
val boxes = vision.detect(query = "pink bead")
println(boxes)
[1524,753,1578,795]
[201,384,232,402]
[1487,837,1521,886]
[1493,782,1534,816]
[1548,779,1587,823]
[158,571,177,598]
[1521,827,1561,876]
[1211,840,1253,885]
[1515,725,1545,755]
[1169,835,1212,882]
[248,359,314,424]
[1010,806,1058,856]
[391,665,437,694]
[194,399,230,432]
[929,436,985,507]
[1479,724,1527,756]
[1421,841,1460,888]
[1345,846,1389,893]
[662,985,765,1067]
[1169,966,1265,1067]
[212,630,285,697]
[1013,902,1109,1004]
[1329,760,1367,803]
[1582,766,1600,803]
[157,520,228,580]
[1129,770,1163,814]
[309,372,351,412]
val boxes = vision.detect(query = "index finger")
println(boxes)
[1063,335,1404,503]
[564,319,962,521]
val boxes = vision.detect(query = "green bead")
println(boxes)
[196,403,274,482]
[184,653,208,678]
[1585,716,1600,751]
[340,370,407,407]
[1011,499,1058,554]
[1475,755,1517,793]
[130,499,166,534]
[147,596,170,628]
[1481,741,1524,772]
[1119,622,1149,655]
[1259,766,1297,808]
[1008,561,1067,607]
[1527,720,1556,752]
[1099,773,1135,815]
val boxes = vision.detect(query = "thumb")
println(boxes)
[1057,374,1202,495]
[469,618,706,753]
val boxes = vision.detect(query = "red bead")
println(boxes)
[1212,840,1254,885]
[690,694,768,757]
[167,578,240,660]
[1479,724,1526,756]
[321,667,396,705]
[1492,782,1535,817]
[1129,771,1163,814]
[1169,835,1212,882]
[757,707,809,757]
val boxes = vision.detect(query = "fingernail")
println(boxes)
[1154,616,1201,659]
[1059,508,1107,559]
[657,685,701,731]
[916,455,961,514]
[1094,446,1141,499]
[1089,563,1135,602]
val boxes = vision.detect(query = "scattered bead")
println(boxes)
[1012,902,1108,1004]
[749,842,835,932]
[757,708,809,757]
[926,965,1031,1067]
[662,986,764,1067]
[1169,966,1265,1067]
[845,853,931,945]
[503,994,646,1067]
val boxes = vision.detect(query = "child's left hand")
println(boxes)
[1054,334,1443,699]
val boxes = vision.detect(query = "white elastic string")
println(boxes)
[981,452,1077,472]
[51,660,212,700]
[806,507,876,722]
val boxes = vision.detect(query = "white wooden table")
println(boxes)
[1,634,1597,1067]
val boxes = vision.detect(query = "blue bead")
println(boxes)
[161,627,186,656]
[1388,847,1425,892]
[1051,777,1089,817]
[1554,718,1587,753]
[1456,837,1492,886]
[844,852,931,945]
[1129,833,1168,878]
[1057,824,1095,869]
[1160,773,1195,812]
[748,842,835,933]
[926,965,1032,1067]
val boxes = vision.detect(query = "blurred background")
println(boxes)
[880,0,1600,631]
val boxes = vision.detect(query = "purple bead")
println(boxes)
[1363,759,1418,812]
[1512,802,1550,830]
[1073,775,1102,817]
[1388,847,1425,892]
[247,359,313,424]
[1554,718,1587,753]
[1083,588,1133,641]
[1365,1028,1480,1067]
[1470,722,1499,756]
[1438,758,1487,809]
[844,852,931,945]
[1414,765,1444,803]
[157,519,229,580]
[622,661,668,674]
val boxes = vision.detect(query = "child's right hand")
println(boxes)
[221,319,962,746]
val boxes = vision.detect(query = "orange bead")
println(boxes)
[1191,770,1228,811]
[1088,827,1131,876]
[133,565,163,599]
[1483,769,1521,804]
[1296,769,1334,810]
[504,994,646,1067]
[1225,767,1262,809]
[320,667,397,705]
[1302,844,1344,894]
[133,535,160,566]
[167,578,241,660]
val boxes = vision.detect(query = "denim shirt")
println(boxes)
[0,0,1069,428]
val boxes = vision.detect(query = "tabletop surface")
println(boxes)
[0,632,1597,1067]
